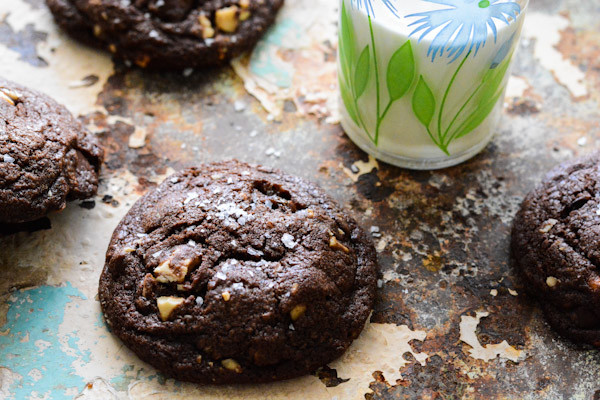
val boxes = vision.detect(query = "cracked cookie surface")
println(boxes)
[46,0,284,70]
[0,78,103,224]
[99,160,378,384]
[512,153,600,346]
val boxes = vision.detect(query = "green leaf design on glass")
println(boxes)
[387,41,415,102]
[338,0,372,140]
[339,77,360,126]
[479,57,511,106]
[446,54,513,143]
[453,90,503,139]
[354,45,371,98]
[338,0,416,144]
[412,76,435,127]
[409,48,514,155]
[339,1,355,85]
[412,75,445,152]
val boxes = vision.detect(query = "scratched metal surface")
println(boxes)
[1,0,600,399]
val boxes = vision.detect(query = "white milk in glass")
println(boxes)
[338,0,529,169]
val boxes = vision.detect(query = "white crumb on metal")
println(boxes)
[234,101,246,112]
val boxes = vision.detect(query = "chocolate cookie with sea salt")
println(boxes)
[46,0,284,70]
[0,78,103,224]
[99,160,378,383]
[512,153,600,346]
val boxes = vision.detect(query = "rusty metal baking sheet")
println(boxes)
[1,0,600,398]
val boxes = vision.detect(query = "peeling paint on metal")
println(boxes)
[460,311,524,363]
[0,0,114,115]
[523,13,588,99]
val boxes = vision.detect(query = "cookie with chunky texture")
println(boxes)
[0,78,103,224]
[46,0,284,70]
[512,153,600,346]
[99,160,378,383]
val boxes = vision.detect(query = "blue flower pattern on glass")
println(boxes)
[406,0,521,63]
[351,0,399,17]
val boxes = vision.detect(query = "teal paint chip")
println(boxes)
[249,18,302,88]
[0,283,87,399]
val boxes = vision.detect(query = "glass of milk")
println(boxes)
[338,0,529,170]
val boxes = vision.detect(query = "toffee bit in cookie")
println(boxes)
[290,304,307,321]
[157,296,185,321]
[239,0,251,21]
[0,91,15,106]
[221,358,242,373]
[123,247,136,253]
[589,277,600,290]
[199,14,216,39]
[329,236,350,253]
[135,55,151,68]
[154,258,190,283]
[196,355,203,363]
[222,291,231,301]
[0,88,20,105]
[240,10,251,21]
[546,276,559,288]
[539,219,558,233]
[215,6,240,33]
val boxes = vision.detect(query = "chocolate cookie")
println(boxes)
[99,160,378,383]
[46,0,284,70]
[511,153,600,346]
[0,79,103,224]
